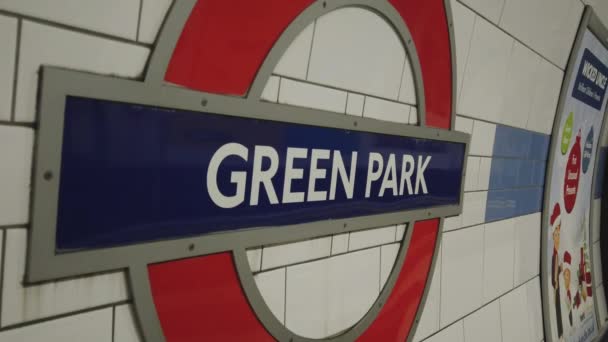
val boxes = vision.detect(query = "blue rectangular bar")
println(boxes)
[56,97,466,250]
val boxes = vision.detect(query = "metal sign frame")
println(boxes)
[25,0,464,341]
[541,6,608,341]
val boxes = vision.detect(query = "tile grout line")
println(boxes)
[0,299,130,332]
[0,9,151,49]
[455,0,565,71]
[254,240,394,275]
[136,0,144,42]
[0,224,29,230]
[275,74,417,108]
[304,20,317,81]
[395,53,408,104]
[522,55,544,130]
[461,319,467,342]
[259,246,265,272]
[498,294,505,342]
[0,121,35,129]
[276,77,283,104]
[283,267,287,325]
[10,18,22,122]
[444,211,541,235]
[497,0,508,26]
[111,305,116,342]
[422,275,540,342]
[457,14,477,111]
[456,113,552,136]
[346,231,351,252]
[344,92,350,115]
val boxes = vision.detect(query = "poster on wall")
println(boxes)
[544,20,608,342]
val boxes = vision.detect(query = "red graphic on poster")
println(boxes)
[564,131,582,213]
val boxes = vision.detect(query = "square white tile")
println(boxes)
[440,225,484,326]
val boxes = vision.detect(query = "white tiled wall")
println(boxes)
[424,320,465,342]
[255,268,286,324]
[0,308,113,342]
[440,225,484,326]
[461,191,487,227]
[286,247,381,338]
[452,2,476,108]
[114,304,142,342]
[463,300,502,342]
[459,0,504,24]
[513,214,541,286]
[527,60,563,134]
[483,219,515,301]
[306,8,405,100]
[0,2,158,339]
[0,15,17,121]
[0,126,33,225]
[349,225,397,251]
[500,41,540,128]
[459,16,513,123]
[500,279,544,342]
[138,0,173,44]
[15,21,149,122]
[274,22,315,80]
[2,229,128,327]
[417,0,585,341]
[469,120,496,156]
[499,0,583,68]
[278,78,347,114]
[414,243,442,341]
[261,236,331,270]
[0,0,140,40]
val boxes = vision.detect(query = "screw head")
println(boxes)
[43,171,53,181]
[188,243,195,251]
[201,99,208,106]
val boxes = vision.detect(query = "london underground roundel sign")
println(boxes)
[27,1,466,341]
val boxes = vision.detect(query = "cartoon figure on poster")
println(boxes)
[563,251,580,328]
[549,115,598,342]
[551,203,564,339]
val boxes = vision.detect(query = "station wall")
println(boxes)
[0,0,607,341]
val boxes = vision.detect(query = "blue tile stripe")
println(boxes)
[485,125,550,222]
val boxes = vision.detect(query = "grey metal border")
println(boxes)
[445,0,457,131]
[26,0,464,341]
[587,8,608,332]
[540,6,608,341]
[591,91,608,329]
